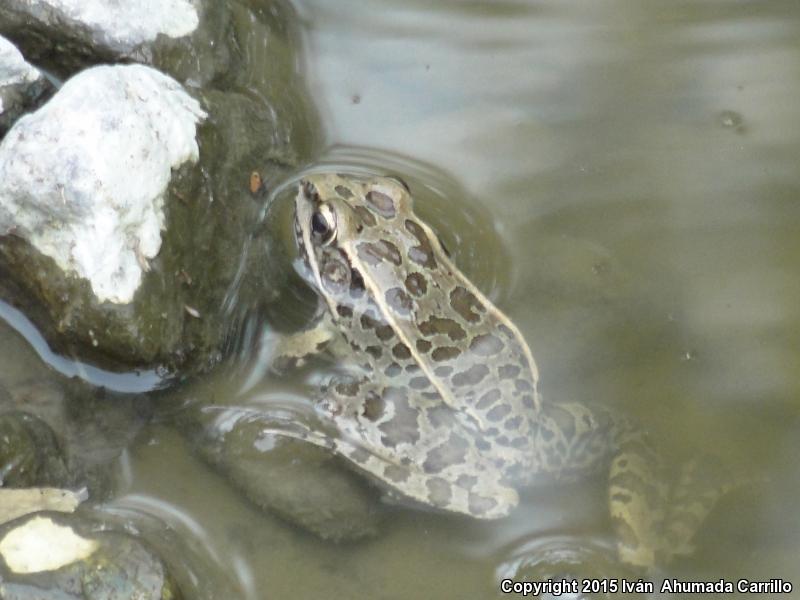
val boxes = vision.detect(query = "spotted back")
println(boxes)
[295,174,540,464]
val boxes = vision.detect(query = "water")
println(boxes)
[2,1,799,597]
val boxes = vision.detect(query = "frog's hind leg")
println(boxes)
[331,435,520,520]
[609,429,742,567]
[607,421,670,568]
[660,456,741,561]
[265,377,520,520]
[329,380,520,520]
[260,417,519,520]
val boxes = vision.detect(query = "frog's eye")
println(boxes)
[311,203,337,245]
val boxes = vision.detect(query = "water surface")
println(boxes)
[1,1,799,598]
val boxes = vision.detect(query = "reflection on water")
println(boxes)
[1,0,799,598]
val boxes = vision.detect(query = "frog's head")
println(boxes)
[294,172,419,308]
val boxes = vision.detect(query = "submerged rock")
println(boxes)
[0,35,51,135]
[0,378,152,500]
[205,429,381,542]
[0,411,71,489]
[173,374,382,542]
[0,512,181,600]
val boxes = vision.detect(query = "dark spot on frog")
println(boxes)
[357,240,402,266]
[321,258,350,295]
[416,339,432,353]
[409,377,430,390]
[423,433,469,474]
[486,404,511,422]
[476,389,501,409]
[431,346,460,362]
[404,272,428,297]
[353,205,377,227]
[498,364,521,379]
[385,287,413,315]
[365,345,383,359]
[450,286,485,323]
[379,389,420,447]
[433,365,453,377]
[383,465,410,483]
[384,362,402,377]
[360,312,378,330]
[468,494,497,516]
[365,190,396,218]
[349,447,370,463]
[498,324,515,338]
[515,379,533,392]
[504,416,523,431]
[336,305,353,318]
[456,474,478,491]
[349,269,366,298]
[362,391,384,421]
[451,364,490,387]
[426,477,452,507]
[475,438,491,451]
[334,184,354,199]
[418,316,466,341]
[405,219,437,269]
[375,324,394,341]
[425,406,451,428]
[469,334,504,356]
[511,436,529,449]
[392,342,412,360]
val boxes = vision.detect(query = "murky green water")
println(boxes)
[2,1,799,598]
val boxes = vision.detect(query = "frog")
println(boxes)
[266,172,729,568]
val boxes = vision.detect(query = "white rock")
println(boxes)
[0,35,43,116]
[0,515,98,574]
[5,0,200,53]
[0,487,87,525]
[0,36,41,89]
[0,64,206,304]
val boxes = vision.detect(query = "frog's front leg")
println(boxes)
[268,310,341,373]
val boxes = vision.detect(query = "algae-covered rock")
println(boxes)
[0,65,206,306]
[0,35,51,135]
[0,411,71,489]
[0,62,297,373]
[0,0,318,376]
[0,0,200,78]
